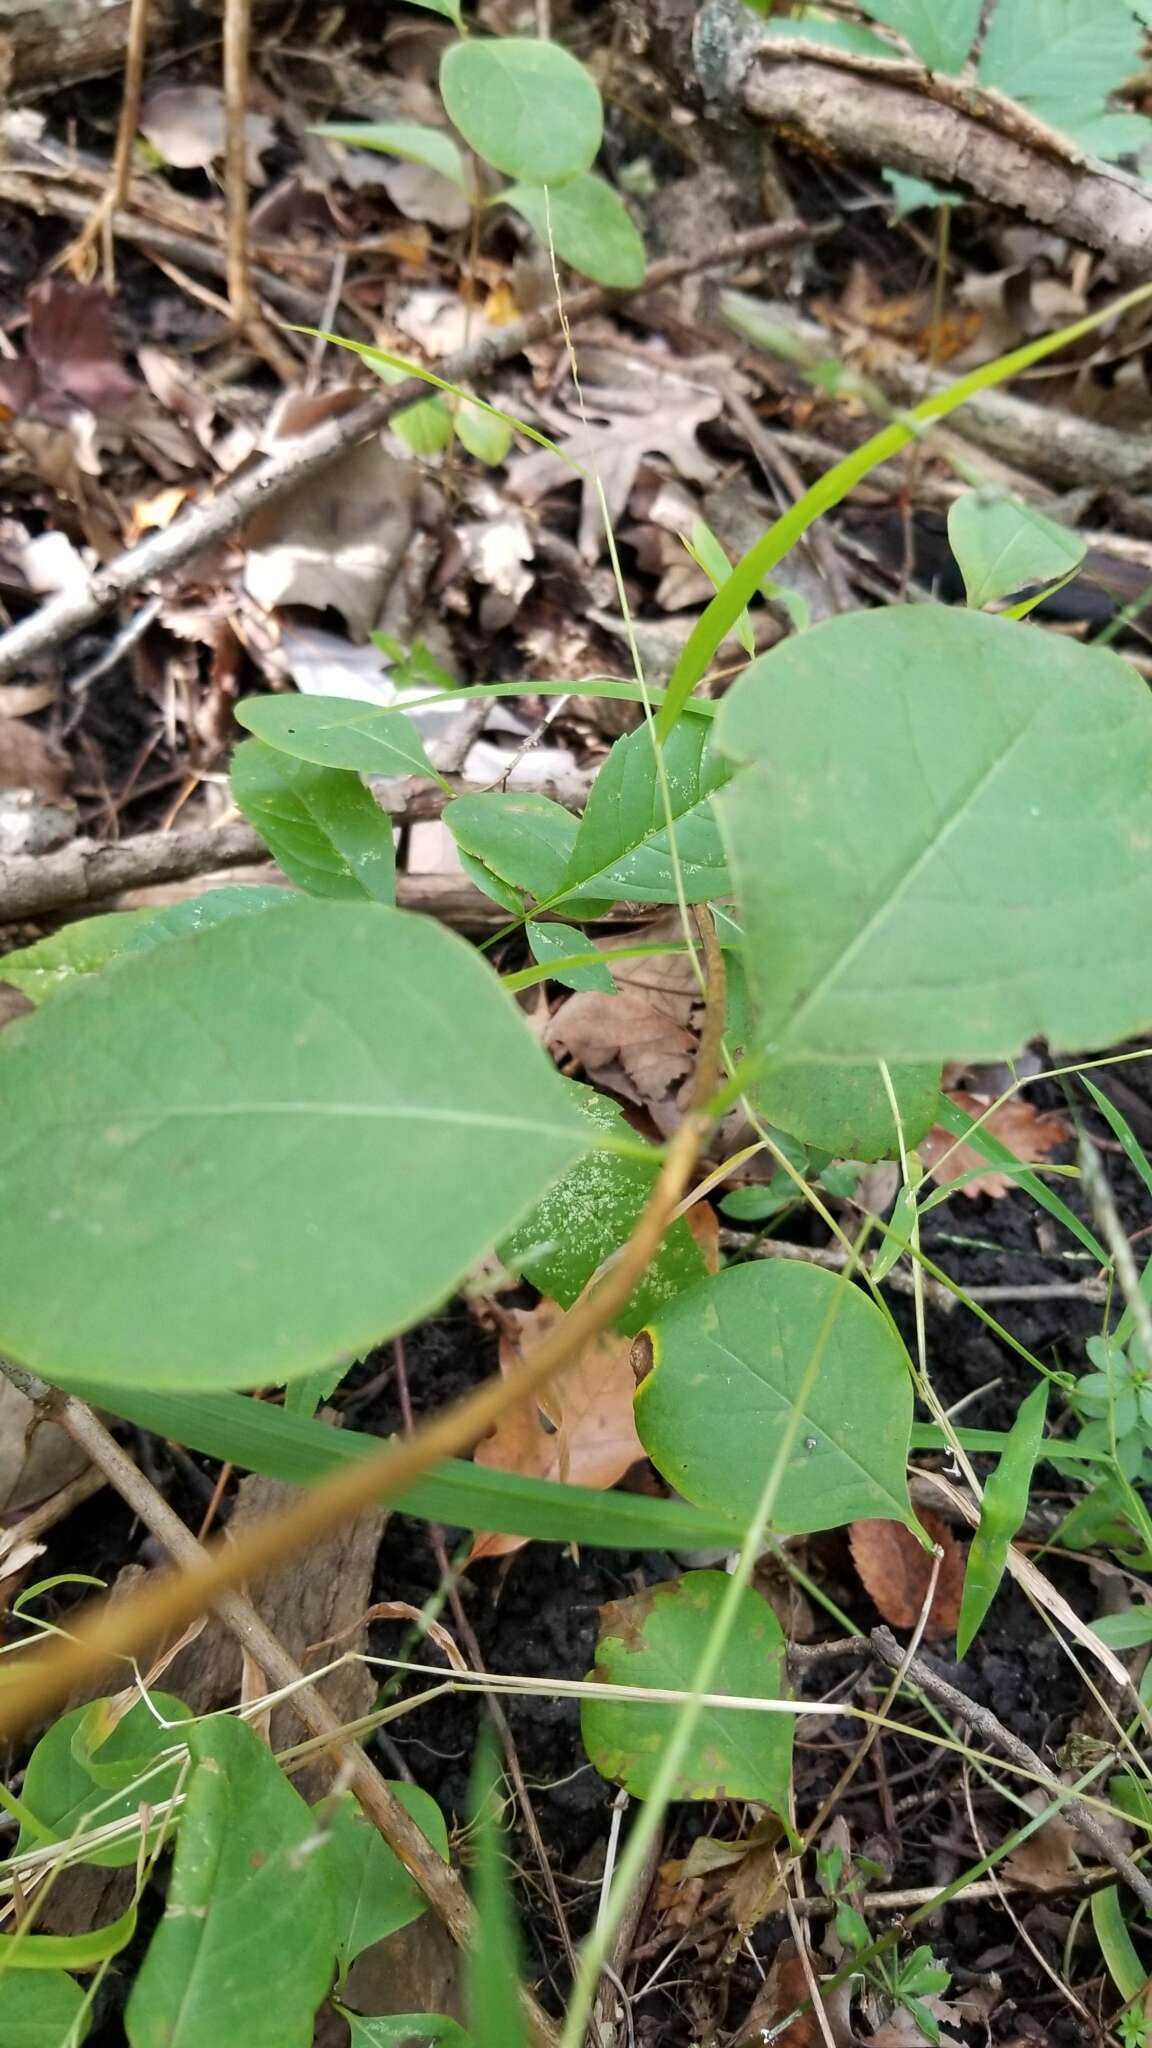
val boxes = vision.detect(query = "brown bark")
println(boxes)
[1,0,276,93]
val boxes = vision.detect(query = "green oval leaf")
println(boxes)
[125,1716,336,2048]
[454,395,513,466]
[236,696,442,782]
[18,1694,193,1869]
[755,1058,940,1161]
[345,2020,469,2048]
[947,490,1085,609]
[525,920,615,993]
[231,740,396,903]
[439,38,602,183]
[716,606,1152,1062]
[581,1570,793,1806]
[502,175,644,287]
[329,1783,448,1971]
[500,1081,708,1334]
[0,888,291,1005]
[312,121,469,192]
[636,1263,915,1533]
[0,899,587,1391]
[5,1973,91,2046]
[444,790,580,904]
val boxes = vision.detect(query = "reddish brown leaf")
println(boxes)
[849,1511,966,1641]
[471,1300,643,1559]
[739,1941,855,2048]
[917,1088,1070,1200]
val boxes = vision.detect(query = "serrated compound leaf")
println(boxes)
[502,175,645,287]
[440,37,601,183]
[444,790,579,903]
[501,1081,708,1334]
[859,0,979,71]
[947,491,1085,609]
[125,1716,335,2048]
[978,0,1141,123]
[715,606,1152,1062]
[346,2021,469,2048]
[6,1973,92,2046]
[0,900,588,1391]
[636,1263,914,1533]
[582,1571,793,1806]
[329,1783,448,1970]
[755,1058,940,1161]
[558,717,730,909]
[17,1693,193,1869]
[312,120,468,190]
[454,397,513,467]
[956,1378,1047,1656]
[526,920,615,993]
[0,888,291,1004]
[231,739,396,903]
[237,695,442,782]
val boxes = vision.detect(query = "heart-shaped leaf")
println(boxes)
[636,1263,915,1533]
[581,1571,793,1806]
[0,900,588,1390]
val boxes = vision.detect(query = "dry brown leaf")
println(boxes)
[918,1088,1070,1200]
[141,85,275,183]
[509,361,725,561]
[739,1941,855,2048]
[0,718,70,800]
[472,1300,643,1559]
[1001,1810,1075,1891]
[849,1511,966,1642]
[545,987,696,1107]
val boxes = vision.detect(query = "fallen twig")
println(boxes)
[700,11,1152,275]
[0,219,824,685]
[38,1388,561,2048]
[869,1625,1152,1918]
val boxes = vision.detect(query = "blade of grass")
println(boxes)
[656,279,1152,737]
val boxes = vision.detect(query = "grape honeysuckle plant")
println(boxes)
[5,271,1152,2046]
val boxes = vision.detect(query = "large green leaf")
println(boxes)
[0,900,588,1391]
[439,38,602,184]
[755,1058,940,1161]
[231,740,396,903]
[556,717,731,908]
[636,1264,915,1533]
[18,1694,193,1869]
[5,1973,91,2046]
[947,491,1085,609]
[581,1571,793,1805]
[0,888,290,1004]
[715,606,1152,1062]
[860,0,979,70]
[500,1082,708,1334]
[329,1784,448,1972]
[236,696,443,783]
[125,1717,336,2048]
[66,1380,746,1550]
[501,176,644,287]
[978,0,1141,125]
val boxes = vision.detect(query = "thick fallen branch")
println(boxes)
[0,219,822,685]
[691,4,1152,276]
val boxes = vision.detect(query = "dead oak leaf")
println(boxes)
[849,1511,966,1642]
[472,1300,642,1559]
[918,1088,1070,1200]
[545,988,696,1108]
[508,369,724,562]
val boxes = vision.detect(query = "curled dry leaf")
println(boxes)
[849,1511,966,1642]
[918,1087,1070,1200]
[545,987,697,1107]
[472,1299,643,1558]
